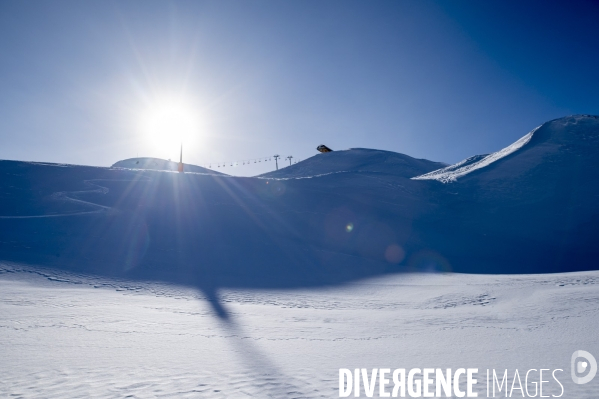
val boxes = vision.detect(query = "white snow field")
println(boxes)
[1,115,599,398]
[2,262,599,398]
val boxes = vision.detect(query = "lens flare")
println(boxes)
[385,244,405,264]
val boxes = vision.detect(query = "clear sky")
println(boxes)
[1,0,598,176]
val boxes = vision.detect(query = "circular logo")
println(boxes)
[571,350,597,384]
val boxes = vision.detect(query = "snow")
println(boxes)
[2,262,599,398]
[112,157,226,175]
[413,114,599,183]
[260,148,446,179]
[412,129,537,183]
[1,115,599,397]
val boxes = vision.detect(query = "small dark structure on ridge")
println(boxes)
[317,145,333,153]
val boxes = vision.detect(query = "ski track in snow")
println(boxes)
[2,262,599,398]
[0,178,145,219]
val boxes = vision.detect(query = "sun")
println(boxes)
[139,98,200,156]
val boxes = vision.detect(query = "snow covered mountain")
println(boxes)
[260,148,446,179]
[112,157,226,175]
[1,115,598,301]
[413,115,599,273]
[414,114,599,183]
[2,115,599,398]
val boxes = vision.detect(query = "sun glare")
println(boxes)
[140,99,200,156]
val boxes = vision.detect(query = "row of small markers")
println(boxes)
[202,157,299,169]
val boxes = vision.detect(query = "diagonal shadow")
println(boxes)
[203,288,315,397]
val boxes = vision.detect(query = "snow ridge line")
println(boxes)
[412,126,540,183]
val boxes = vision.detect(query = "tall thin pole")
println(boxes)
[286,155,293,166]
[178,143,184,173]
[273,154,280,170]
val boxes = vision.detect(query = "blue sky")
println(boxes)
[1,0,598,176]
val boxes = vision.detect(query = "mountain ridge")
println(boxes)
[260,147,446,179]
[112,157,226,175]
[0,115,598,297]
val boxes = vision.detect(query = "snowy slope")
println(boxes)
[413,114,599,183]
[2,115,599,398]
[456,114,599,184]
[260,148,446,179]
[411,115,599,273]
[0,159,429,298]
[112,157,226,175]
[2,263,598,398]
[412,153,489,182]
[0,115,598,286]
[412,130,535,183]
